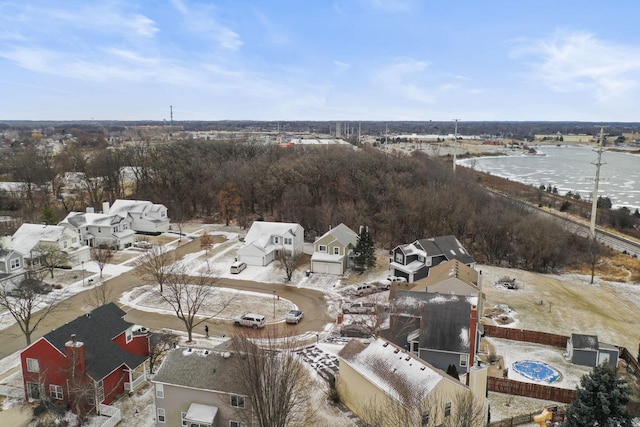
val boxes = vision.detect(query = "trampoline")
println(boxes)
[512,360,560,383]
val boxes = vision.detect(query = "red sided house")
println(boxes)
[20,303,149,414]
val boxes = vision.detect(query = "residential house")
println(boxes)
[311,223,358,275]
[567,333,619,369]
[337,337,486,426]
[384,292,480,374]
[107,199,170,234]
[237,221,304,266]
[406,259,484,314]
[0,248,24,275]
[60,208,135,250]
[153,346,251,427]
[390,235,475,283]
[20,303,149,413]
[9,223,90,267]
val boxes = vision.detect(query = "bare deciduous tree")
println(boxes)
[155,263,231,343]
[34,242,68,279]
[135,245,174,293]
[275,251,304,282]
[84,281,113,309]
[231,328,315,427]
[90,246,114,278]
[0,272,64,345]
[148,330,178,374]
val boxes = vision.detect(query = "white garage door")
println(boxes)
[239,255,264,266]
[313,261,342,275]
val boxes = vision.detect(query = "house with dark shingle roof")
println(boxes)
[20,303,149,413]
[390,235,475,283]
[311,223,358,275]
[153,345,251,427]
[383,292,480,374]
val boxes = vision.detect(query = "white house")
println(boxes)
[237,221,304,266]
[60,208,135,250]
[107,199,170,234]
[9,223,90,267]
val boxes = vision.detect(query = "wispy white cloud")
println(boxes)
[252,9,289,46]
[170,0,242,50]
[516,31,640,103]
[333,60,351,71]
[373,59,435,103]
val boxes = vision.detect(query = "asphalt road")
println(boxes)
[0,236,333,360]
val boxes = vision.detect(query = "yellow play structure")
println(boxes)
[533,405,566,426]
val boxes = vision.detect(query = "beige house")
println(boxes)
[337,337,487,426]
[407,259,484,313]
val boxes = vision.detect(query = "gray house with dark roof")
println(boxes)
[153,346,251,427]
[567,333,619,368]
[390,235,475,283]
[383,292,480,374]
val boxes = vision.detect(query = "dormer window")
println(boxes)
[273,236,280,244]
[333,247,340,255]
[126,328,132,343]
[395,252,403,263]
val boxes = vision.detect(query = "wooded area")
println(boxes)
[0,138,615,272]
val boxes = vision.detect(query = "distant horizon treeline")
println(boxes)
[1,138,598,273]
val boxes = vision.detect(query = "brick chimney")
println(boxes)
[65,334,86,374]
[467,304,478,385]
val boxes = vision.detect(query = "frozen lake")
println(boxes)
[458,145,640,210]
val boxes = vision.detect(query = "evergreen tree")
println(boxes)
[564,363,632,427]
[446,364,459,380]
[354,226,376,270]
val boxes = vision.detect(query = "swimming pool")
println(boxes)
[512,360,561,383]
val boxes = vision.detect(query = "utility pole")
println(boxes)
[452,119,459,173]
[589,126,607,238]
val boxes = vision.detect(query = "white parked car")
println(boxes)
[234,313,266,329]
[286,310,304,324]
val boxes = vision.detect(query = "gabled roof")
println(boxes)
[416,235,474,265]
[153,347,245,395]
[393,292,477,354]
[339,337,444,404]
[109,199,166,217]
[410,259,478,292]
[61,212,125,228]
[11,224,69,255]
[242,221,302,251]
[315,223,358,247]
[0,248,20,261]
[41,303,147,380]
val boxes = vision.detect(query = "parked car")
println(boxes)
[342,302,376,314]
[286,310,304,324]
[234,313,266,329]
[387,276,407,283]
[230,261,247,274]
[378,276,408,290]
[133,241,152,249]
[354,283,376,296]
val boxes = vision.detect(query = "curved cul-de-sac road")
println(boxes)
[0,237,334,360]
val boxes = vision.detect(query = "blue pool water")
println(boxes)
[512,360,560,383]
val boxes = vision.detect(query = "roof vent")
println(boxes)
[204,351,209,355]
[382,342,389,347]
[223,352,231,359]
[420,367,426,371]
[187,348,192,352]
[393,349,399,354]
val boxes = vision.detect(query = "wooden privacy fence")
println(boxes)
[483,325,568,348]
[488,377,576,403]
[487,411,542,427]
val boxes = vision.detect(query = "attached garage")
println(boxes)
[312,260,343,275]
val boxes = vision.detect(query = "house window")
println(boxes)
[72,237,77,243]
[333,247,340,255]
[230,421,247,427]
[86,227,89,231]
[273,236,280,244]
[231,395,245,408]
[394,252,403,263]
[113,227,118,233]
[98,228,101,233]
[444,401,452,417]
[64,241,68,248]
[425,257,432,267]
[27,382,41,399]
[418,255,425,262]
[181,411,187,426]
[126,328,132,343]
[10,258,20,270]
[155,383,164,399]
[318,245,327,253]
[157,408,166,423]
[50,384,64,400]
[421,410,430,426]
[26,358,40,373]
[284,237,292,245]
[460,354,468,367]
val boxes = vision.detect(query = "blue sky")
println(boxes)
[1,0,640,121]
